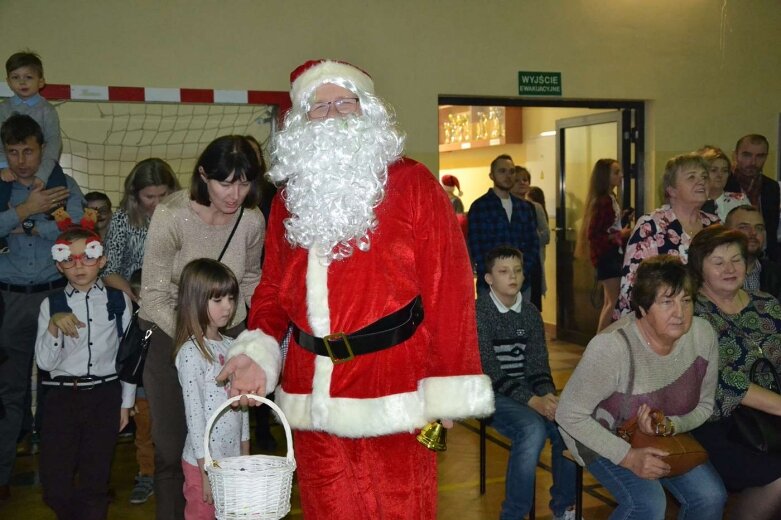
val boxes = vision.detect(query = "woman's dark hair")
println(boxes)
[190,135,263,209]
[528,186,546,214]
[687,224,748,288]
[576,158,619,260]
[630,255,695,318]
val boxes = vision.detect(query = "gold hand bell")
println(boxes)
[417,420,447,451]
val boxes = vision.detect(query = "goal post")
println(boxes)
[0,83,290,204]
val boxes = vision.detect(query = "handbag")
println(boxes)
[614,329,709,477]
[116,310,156,384]
[617,410,709,477]
[729,357,781,454]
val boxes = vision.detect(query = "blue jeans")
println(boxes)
[491,394,576,519]
[587,457,726,520]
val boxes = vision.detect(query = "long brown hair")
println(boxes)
[121,158,180,229]
[173,259,239,362]
[576,158,619,259]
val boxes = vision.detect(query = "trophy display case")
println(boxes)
[438,106,522,152]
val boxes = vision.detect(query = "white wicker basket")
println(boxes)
[203,394,296,520]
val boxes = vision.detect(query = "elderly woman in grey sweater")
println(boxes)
[556,255,726,520]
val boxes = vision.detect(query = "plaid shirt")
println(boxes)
[467,189,540,291]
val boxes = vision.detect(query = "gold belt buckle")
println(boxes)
[323,332,354,364]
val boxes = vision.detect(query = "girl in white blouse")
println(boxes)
[173,259,249,520]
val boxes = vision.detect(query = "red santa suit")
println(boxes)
[231,157,494,518]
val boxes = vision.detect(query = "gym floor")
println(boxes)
[3,338,687,519]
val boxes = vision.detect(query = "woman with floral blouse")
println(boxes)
[614,153,719,318]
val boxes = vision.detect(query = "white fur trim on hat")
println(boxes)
[227,329,282,395]
[291,60,374,108]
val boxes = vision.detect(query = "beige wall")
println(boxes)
[1,0,779,205]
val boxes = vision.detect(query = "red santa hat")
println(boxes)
[290,59,374,108]
[440,174,460,191]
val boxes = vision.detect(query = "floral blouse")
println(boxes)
[104,209,150,280]
[703,191,750,223]
[694,291,781,421]
[614,204,720,317]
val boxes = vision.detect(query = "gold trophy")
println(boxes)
[417,420,447,451]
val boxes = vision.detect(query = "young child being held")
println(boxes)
[35,224,134,519]
[0,51,64,253]
[476,246,577,520]
[174,258,250,519]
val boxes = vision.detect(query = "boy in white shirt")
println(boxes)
[35,225,133,519]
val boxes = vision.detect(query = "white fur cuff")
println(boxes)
[227,329,282,395]
[421,374,495,421]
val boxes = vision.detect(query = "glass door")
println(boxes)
[555,111,626,345]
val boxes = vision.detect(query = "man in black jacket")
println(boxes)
[725,205,781,298]
[724,134,779,260]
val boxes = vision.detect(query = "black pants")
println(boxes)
[0,289,58,485]
[40,381,121,520]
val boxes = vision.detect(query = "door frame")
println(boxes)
[439,96,645,343]
[438,96,645,213]
[555,111,623,345]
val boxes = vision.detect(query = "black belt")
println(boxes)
[42,374,119,390]
[293,296,424,364]
[0,278,66,294]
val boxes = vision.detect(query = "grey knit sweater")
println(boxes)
[476,293,555,406]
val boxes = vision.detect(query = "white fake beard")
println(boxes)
[269,114,404,263]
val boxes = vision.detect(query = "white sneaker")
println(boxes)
[553,508,582,520]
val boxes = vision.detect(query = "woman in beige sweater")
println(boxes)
[139,135,265,519]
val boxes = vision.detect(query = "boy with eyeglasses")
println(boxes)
[35,225,134,519]
[84,191,113,240]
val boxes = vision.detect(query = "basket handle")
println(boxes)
[203,394,295,469]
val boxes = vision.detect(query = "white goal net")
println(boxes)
[55,100,276,203]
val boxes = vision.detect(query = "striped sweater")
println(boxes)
[476,293,555,406]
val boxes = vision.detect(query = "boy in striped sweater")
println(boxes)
[476,246,577,520]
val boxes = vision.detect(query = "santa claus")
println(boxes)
[218,59,494,519]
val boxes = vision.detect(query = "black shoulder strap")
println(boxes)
[48,290,71,316]
[218,206,244,262]
[48,287,126,337]
[105,287,126,337]
[616,327,636,427]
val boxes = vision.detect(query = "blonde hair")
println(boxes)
[173,259,239,362]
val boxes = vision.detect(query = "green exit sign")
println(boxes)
[518,71,562,96]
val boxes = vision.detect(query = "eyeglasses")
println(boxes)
[307,97,359,120]
[58,254,100,269]
[87,206,111,216]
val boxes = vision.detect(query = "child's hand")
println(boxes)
[32,177,45,190]
[528,393,559,421]
[201,470,213,504]
[119,408,130,431]
[49,312,86,338]
[0,167,16,182]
